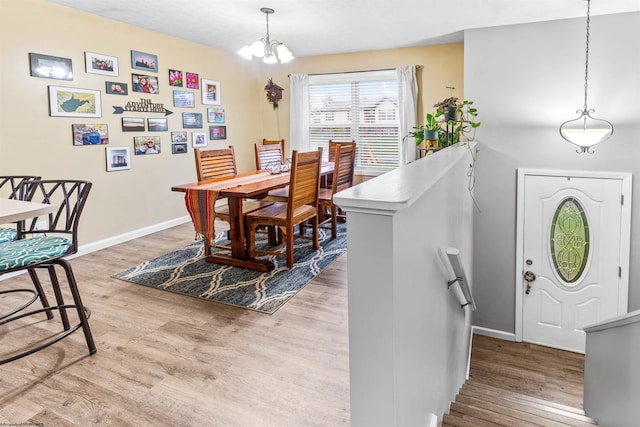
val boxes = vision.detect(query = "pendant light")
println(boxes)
[237,8,294,64]
[559,0,613,153]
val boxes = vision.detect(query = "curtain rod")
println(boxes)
[288,65,421,78]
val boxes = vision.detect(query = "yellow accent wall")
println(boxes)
[0,0,462,246]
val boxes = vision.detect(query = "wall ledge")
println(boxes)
[334,143,475,215]
[584,309,640,333]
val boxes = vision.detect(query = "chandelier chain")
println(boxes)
[582,0,591,111]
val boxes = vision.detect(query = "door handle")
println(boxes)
[524,270,536,294]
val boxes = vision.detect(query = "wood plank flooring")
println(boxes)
[1,221,591,426]
[0,221,350,426]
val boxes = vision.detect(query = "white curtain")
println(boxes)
[396,65,418,164]
[289,73,310,153]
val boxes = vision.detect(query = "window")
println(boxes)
[308,70,399,175]
[550,197,590,284]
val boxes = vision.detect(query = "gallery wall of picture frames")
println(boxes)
[29,48,228,171]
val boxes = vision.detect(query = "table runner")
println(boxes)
[184,188,219,247]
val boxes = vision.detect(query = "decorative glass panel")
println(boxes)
[550,197,590,284]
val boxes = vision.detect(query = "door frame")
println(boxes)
[515,168,632,343]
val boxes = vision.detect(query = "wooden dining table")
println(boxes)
[172,163,333,272]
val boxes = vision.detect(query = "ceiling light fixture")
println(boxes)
[559,0,613,153]
[237,7,294,65]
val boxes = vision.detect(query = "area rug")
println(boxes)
[112,223,346,314]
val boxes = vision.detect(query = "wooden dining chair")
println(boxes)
[318,144,356,239]
[244,149,323,269]
[0,180,96,364]
[194,147,237,181]
[255,143,284,170]
[328,139,356,162]
[193,147,267,253]
[262,138,285,153]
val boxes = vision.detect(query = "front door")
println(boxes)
[516,169,631,353]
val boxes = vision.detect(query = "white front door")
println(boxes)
[516,170,631,353]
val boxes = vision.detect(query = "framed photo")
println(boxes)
[85,52,118,76]
[169,69,183,87]
[134,136,161,155]
[106,147,131,172]
[172,143,188,154]
[147,118,168,132]
[207,107,225,123]
[186,72,199,89]
[29,53,73,80]
[192,132,207,148]
[131,50,158,73]
[171,131,188,143]
[173,90,195,108]
[201,79,221,105]
[72,124,109,146]
[122,117,145,132]
[48,86,101,118]
[105,81,128,95]
[209,125,227,140]
[182,112,203,128]
[131,74,159,94]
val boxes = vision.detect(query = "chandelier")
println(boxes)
[237,7,294,64]
[559,0,613,153]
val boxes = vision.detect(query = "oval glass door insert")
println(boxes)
[550,197,590,284]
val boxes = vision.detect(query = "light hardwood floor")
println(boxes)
[0,221,589,426]
[0,221,350,426]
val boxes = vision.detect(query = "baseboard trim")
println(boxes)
[0,216,192,282]
[472,325,517,342]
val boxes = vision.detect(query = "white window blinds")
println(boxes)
[308,70,400,175]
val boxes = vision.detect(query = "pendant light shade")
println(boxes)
[237,8,294,64]
[559,0,613,153]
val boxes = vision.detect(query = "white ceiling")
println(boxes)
[48,0,640,58]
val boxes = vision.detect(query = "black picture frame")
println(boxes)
[209,125,227,140]
[29,52,73,80]
[182,112,203,129]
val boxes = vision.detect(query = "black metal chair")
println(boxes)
[0,175,41,243]
[0,180,96,364]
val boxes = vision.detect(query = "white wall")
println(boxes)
[335,144,475,426]
[466,12,640,334]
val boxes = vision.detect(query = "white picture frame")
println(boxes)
[201,78,221,105]
[106,146,131,171]
[48,86,102,118]
[192,132,207,148]
[85,52,119,76]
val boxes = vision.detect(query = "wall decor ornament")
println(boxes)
[122,117,145,132]
[201,79,221,105]
[171,131,188,143]
[105,81,128,95]
[85,52,118,76]
[209,125,227,140]
[182,112,203,128]
[131,50,158,73]
[48,86,101,118]
[134,136,161,155]
[192,132,207,148]
[132,73,159,94]
[106,146,131,171]
[173,90,195,108]
[29,53,73,80]
[186,72,199,89]
[265,78,283,109]
[207,107,225,123]
[72,124,109,145]
[147,118,168,131]
[172,143,188,154]
[169,69,183,87]
[112,98,173,116]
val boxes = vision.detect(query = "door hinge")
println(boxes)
[621,194,624,205]
[619,266,622,278]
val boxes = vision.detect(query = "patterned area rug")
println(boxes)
[112,223,346,314]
